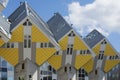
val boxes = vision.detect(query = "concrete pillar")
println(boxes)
[14,58,38,80]
[57,64,76,80]
[89,68,105,80]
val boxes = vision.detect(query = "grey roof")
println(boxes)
[47,13,72,41]
[84,29,105,48]
[8,2,59,49]
[8,2,27,31]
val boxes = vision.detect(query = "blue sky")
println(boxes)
[2,0,120,52]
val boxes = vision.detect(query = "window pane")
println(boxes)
[2,60,7,68]
[24,39,27,48]
[28,39,31,48]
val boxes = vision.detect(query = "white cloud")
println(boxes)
[65,0,120,37]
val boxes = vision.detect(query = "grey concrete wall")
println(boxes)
[57,64,76,80]
[89,68,105,80]
[14,58,38,80]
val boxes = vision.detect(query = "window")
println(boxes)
[24,35,31,48]
[22,63,24,69]
[80,50,82,54]
[40,43,43,48]
[83,50,85,54]
[24,39,27,48]
[101,40,107,44]
[28,39,31,48]
[11,43,14,48]
[2,60,7,68]
[23,22,27,26]
[7,43,10,48]
[40,42,54,48]
[87,50,90,54]
[77,68,88,80]
[69,67,71,72]
[98,54,104,60]
[29,75,32,78]
[109,55,119,60]
[23,19,32,26]
[49,42,54,47]
[28,21,32,26]
[109,56,112,59]
[53,68,56,74]
[19,77,21,80]
[48,66,52,71]
[55,51,59,55]
[68,31,75,37]
[5,43,14,48]
[79,50,91,55]
[98,51,104,60]
[67,45,73,55]
[65,67,67,72]
[44,43,47,47]
[95,70,97,75]
[2,68,7,72]
[115,55,119,59]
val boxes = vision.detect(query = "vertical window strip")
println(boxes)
[67,45,73,55]
[98,50,104,60]
[24,35,31,48]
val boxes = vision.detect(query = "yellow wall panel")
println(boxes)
[36,48,56,65]
[48,55,62,70]
[0,39,4,47]
[9,25,24,42]
[92,43,101,55]
[75,55,92,70]
[74,36,88,50]
[59,36,68,50]
[32,25,49,42]
[0,48,18,66]
[104,60,120,72]
[83,59,94,73]
[104,43,116,56]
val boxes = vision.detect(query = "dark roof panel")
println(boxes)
[47,13,72,41]
[8,2,27,31]
[84,29,105,48]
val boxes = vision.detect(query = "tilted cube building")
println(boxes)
[0,1,120,80]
